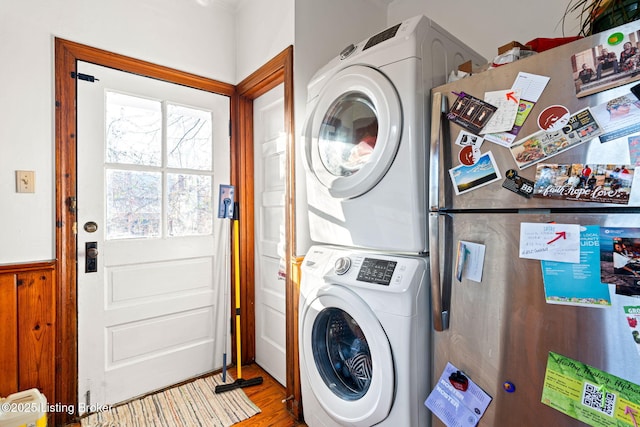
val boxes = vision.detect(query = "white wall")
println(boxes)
[0,0,235,264]
[235,0,295,82]
[0,0,586,263]
[387,0,580,62]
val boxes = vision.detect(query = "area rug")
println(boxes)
[80,373,261,427]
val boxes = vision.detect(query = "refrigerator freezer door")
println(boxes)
[430,22,640,211]
[431,211,640,426]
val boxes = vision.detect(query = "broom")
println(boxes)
[215,202,263,393]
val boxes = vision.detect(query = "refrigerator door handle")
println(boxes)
[429,212,452,331]
[429,92,448,212]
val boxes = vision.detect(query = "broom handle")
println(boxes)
[233,217,242,380]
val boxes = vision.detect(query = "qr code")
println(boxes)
[582,382,616,417]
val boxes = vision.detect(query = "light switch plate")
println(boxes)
[16,170,35,193]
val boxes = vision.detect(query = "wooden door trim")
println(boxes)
[54,38,236,425]
[236,46,301,418]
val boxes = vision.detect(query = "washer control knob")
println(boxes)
[340,43,356,60]
[334,257,352,275]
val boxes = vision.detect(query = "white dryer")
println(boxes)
[299,245,430,427]
[302,15,485,253]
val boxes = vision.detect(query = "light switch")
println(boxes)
[16,170,35,193]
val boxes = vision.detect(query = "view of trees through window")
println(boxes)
[105,91,214,239]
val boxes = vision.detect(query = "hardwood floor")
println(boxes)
[66,364,306,427]
[228,364,307,427]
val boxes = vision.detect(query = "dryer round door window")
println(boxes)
[308,65,402,199]
[300,284,394,426]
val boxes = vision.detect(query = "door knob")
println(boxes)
[87,247,99,258]
[85,242,98,273]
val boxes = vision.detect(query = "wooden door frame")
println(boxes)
[54,39,303,425]
[234,46,300,418]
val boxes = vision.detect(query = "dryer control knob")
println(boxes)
[340,43,356,60]
[334,257,351,275]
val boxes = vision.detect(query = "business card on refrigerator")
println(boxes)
[447,92,497,135]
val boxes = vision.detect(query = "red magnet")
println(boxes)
[449,370,469,391]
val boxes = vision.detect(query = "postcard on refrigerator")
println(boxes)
[449,151,501,195]
[572,30,640,98]
[510,108,602,170]
[541,225,611,307]
[599,227,640,292]
[532,163,634,205]
[519,222,581,263]
[624,306,640,357]
[425,362,492,427]
[542,352,640,426]
[591,93,640,143]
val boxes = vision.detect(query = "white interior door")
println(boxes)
[77,61,231,410]
[253,83,286,385]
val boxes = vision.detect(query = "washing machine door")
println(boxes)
[300,284,394,426]
[305,65,402,199]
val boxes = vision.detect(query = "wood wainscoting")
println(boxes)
[0,261,56,410]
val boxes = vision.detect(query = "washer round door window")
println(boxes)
[300,285,394,426]
[307,65,402,199]
[312,308,372,400]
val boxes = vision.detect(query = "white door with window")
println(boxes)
[77,61,230,409]
[253,84,286,385]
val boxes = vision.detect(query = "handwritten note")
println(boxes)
[519,222,580,263]
[481,89,521,134]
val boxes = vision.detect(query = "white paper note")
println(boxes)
[519,222,581,263]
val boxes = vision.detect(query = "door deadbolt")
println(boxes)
[84,221,98,233]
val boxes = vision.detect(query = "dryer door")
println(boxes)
[300,284,394,426]
[305,65,402,199]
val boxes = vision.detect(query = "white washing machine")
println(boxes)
[299,245,430,427]
[302,15,485,253]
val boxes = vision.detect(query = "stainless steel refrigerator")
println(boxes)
[428,21,640,426]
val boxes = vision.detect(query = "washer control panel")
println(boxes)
[356,257,397,286]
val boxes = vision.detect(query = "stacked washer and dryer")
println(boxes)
[299,15,484,427]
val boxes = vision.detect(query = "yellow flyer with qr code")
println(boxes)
[542,352,640,426]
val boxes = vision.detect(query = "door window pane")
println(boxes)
[167,174,212,236]
[167,104,213,170]
[106,92,162,166]
[106,170,162,239]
